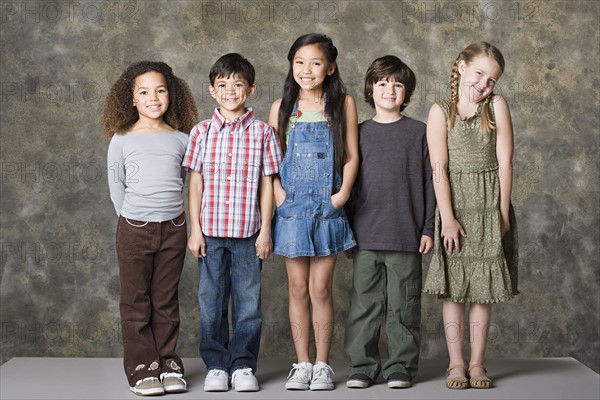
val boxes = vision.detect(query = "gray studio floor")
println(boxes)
[1,357,599,400]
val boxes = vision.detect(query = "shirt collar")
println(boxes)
[211,107,255,131]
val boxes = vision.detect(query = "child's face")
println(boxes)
[132,71,169,122]
[371,79,405,114]
[209,74,255,119]
[458,55,502,103]
[292,44,335,93]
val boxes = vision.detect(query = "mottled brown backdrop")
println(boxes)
[1,0,598,373]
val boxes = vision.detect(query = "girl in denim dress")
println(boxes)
[269,33,359,391]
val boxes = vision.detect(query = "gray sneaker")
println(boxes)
[285,362,313,390]
[310,362,334,390]
[130,377,165,396]
[387,371,412,388]
[347,372,374,388]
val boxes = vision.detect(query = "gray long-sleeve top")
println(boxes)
[345,117,436,252]
[107,131,188,222]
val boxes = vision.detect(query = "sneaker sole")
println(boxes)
[130,387,165,396]
[285,382,310,390]
[310,383,334,390]
[388,381,411,388]
[233,385,259,392]
[204,385,229,392]
[347,380,371,388]
[164,384,187,393]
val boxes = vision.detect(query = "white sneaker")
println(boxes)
[285,362,313,390]
[130,377,165,396]
[231,368,259,392]
[310,361,334,390]
[160,372,187,393]
[204,369,229,392]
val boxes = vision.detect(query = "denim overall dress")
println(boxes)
[272,98,356,258]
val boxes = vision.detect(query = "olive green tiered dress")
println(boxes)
[423,98,518,303]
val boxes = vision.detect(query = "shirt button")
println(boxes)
[228,153,232,157]
[225,201,230,205]
[227,176,231,180]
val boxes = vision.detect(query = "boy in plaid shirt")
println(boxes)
[183,53,283,392]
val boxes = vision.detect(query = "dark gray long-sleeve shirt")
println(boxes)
[345,117,436,252]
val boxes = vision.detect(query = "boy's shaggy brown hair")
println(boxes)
[102,61,198,138]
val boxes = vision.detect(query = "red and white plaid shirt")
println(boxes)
[183,108,282,238]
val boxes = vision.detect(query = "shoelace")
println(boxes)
[233,368,253,378]
[287,363,310,381]
[313,364,334,380]
[209,370,226,377]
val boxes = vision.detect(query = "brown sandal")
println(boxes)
[468,364,493,389]
[446,365,469,389]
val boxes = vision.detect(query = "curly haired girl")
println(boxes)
[103,61,198,396]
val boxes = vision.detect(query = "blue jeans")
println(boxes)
[198,232,262,373]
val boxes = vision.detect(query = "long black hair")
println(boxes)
[277,33,348,174]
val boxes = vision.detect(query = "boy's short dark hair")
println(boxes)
[364,55,416,111]
[209,53,255,86]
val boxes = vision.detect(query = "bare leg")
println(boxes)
[443,300,467,380]
[308,254,337,364]
[286,257,311,363]
[469,303,492,381]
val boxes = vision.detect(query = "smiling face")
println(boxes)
[371,79,406,114]
[132,71,169,122]
[292,44,335,92]
[210,74,255,120]
[458,55,503,103]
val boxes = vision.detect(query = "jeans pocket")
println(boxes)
[125,217,149,228]
[170,213,186,227]
[276,187,294,218]
[275,187,287,207]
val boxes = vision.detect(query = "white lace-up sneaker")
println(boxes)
[130,376,164,396]
[204,369,229,392]
[285,362,313,390]
[160,372,187,393]
[310,361,334,390]
[231,368,259,392]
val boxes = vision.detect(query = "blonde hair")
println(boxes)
[448,41,505,134]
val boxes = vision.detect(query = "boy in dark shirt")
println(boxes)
[344,55,436,389]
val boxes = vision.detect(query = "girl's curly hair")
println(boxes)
[102,61,199,138]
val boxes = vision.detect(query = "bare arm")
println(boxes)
[256,175,274,259]
[268,98,286,206]
[332,95,359,208]
[493,95,514,236]
[427,103,465,253]
[187,170,206,257]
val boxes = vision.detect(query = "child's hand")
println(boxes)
[419,235,433,254]
[188,231,206,258]
[331,191,349,209]
[441,218,466,254]
[255,229,273,260]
